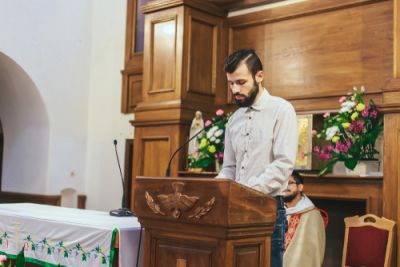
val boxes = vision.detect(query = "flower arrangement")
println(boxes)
[188,109,231,169]
[313,86,383,175]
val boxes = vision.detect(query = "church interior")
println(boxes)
[1,0,400,266]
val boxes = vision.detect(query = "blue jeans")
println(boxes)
[270,196,287,267]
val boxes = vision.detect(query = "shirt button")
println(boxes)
[246,133,249,136]
[241,166,244,169]
[249,116,252,119]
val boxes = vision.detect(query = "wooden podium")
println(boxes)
[133,176,277,267]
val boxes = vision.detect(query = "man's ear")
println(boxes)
[255,70,264,84]
[298,184,304,193]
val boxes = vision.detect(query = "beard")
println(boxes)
[234,80,259,108]
[283,191,299,203]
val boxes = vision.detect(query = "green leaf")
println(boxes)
[344,158,358,170]
[319,160,338,176]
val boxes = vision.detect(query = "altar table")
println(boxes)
[0,203,143,267]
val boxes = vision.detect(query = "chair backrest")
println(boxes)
[342,214,395,267]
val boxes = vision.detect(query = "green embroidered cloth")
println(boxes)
[0,203,142,267]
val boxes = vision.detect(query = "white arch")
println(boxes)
[0,52,50,193]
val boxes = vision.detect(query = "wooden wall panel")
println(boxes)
[121,0,144,113]
[151,19,176,93]
[0,191,61,206]
[130,75,143,108]
[229,0,392,107]
[141,137,170,177]
[383,117,400,224]
[183,8,227,107]
[131,123,191,205]
[188,18,215,95]
[122,74,143,113]
[142,7,184,105]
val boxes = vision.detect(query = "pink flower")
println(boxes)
[311,130,317,137]
[313,146,320,153]
[339,96,347,103]
[300,151,305,159]
[361,109,369,117]
[349,120,364,134]
[192,147,198,157]
[362,104,370,115]
[370,110,378,118]
[335,139,351,152]
[323,112,330,118]
[216,109,224,116]
[205,120,212,127]
[219,152,223,158]
[0,255,6,262]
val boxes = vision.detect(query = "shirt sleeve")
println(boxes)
[246,104,298,195]
[216,120,236,180]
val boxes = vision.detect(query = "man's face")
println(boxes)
[226,62,263,107]
[283,176,303,203]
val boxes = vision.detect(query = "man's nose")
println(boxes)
[231,84,240,94]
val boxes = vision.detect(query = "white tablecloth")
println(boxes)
[0,203,143,267]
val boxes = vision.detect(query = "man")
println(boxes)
[216,48,298,267]
[283,171,326,267]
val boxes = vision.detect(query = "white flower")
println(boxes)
[215,139,221,144]
[210,136,216,142]
[206,126,218,139]
[339,101,355,113]
[325,126,339,140]
[214,129,224,137]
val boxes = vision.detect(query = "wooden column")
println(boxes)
[130,0,228,206]
[382,0,400,266]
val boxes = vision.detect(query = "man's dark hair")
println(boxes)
[224,48,263,77]
[291,170,304,185]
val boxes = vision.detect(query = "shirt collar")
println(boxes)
[248,88,270,111]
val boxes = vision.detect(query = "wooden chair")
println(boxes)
[342,214,395,267]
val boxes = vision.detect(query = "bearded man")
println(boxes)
[216,48,298,267]
[283,171,326,267]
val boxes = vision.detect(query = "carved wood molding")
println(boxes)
[381,79,400,113]
[228,0,388,28]
[144,182,216,219]
[142,0,226,17]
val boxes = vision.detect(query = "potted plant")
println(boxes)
[313,86,383,175]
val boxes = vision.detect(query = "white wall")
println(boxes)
[0,0,131,211]
[0,53,50,193]
[85,0,133,211]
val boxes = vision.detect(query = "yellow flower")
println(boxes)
[199,138,208,148]
[331,136,340,143]
[356,103,365,111]
[208,145,216,153]
[341,122,350,128]
[351,112,359,121]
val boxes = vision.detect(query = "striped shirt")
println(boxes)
[217,89,298,196]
